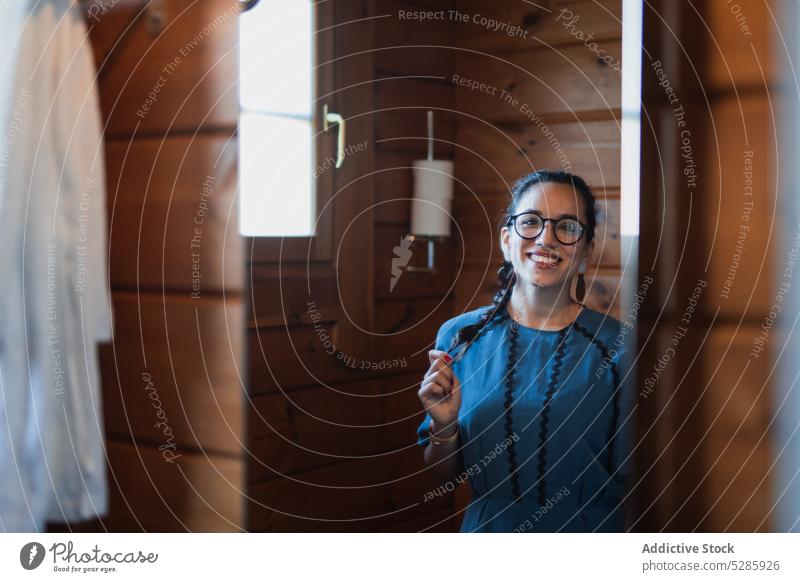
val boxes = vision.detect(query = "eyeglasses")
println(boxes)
[506,212,587,245]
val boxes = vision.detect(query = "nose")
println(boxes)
[538,220,559,246]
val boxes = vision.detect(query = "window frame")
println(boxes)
[241,0,335,264]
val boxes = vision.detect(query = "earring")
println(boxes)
[575,260,587,303]
[498,259,513,278]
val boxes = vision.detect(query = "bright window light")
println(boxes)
[239,1,315,236]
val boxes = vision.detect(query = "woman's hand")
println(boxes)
[418,350,462,431]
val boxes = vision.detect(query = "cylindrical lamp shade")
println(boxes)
[410,159,454,236]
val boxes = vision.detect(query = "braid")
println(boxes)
[447,169,598,359]
[447,259,515,357]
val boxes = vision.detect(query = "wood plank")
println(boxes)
[456,0,622,53]
[248,324,371,394]
[706,95,775,318]
[702,437,771,532]
[101,293,244,454]
[106,133,241,292]
[707,0,776,91]
[105,440,244,531]
[379,371,436,450]
[99,0,239,136]
[372,296,455,361]
[247,380,385,483]
[373,0,456,79]
[375,77,454,111]
[246,264,339,329]
[375,47,456,79]
[455,117,620,192]
[246,446,450,531]
[454,41,622,121]
[700,325,772,440]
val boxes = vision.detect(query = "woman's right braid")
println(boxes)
[448,259,516,357]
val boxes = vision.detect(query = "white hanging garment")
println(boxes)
[0,0,113,532]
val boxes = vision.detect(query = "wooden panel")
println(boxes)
[247,264,339,329]
[454,41,622,121]
[247,380,385,483]
[102,293,243,454]
[455,118,620,193]
[701,325,772,440]
[373,0,456,78]
[373,0,457,52]
[594,198,621,267]
[582,270,622,318]
[706,95,775,318]
[702,437,771,532]
[106,134,241,292]
[99,0,239,136]
[375,77,454,111]
[375,47,455,79]
[247,447,449,531]
[457,0,623,53]
[707,0,776,91]
[454,263,502,313]
[379,371,435,453]
[106,441,244,531]
[248,324,368,394]
[372,297,455,360]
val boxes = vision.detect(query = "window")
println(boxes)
[238,1,315,236]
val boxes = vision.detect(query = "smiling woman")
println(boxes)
[417,170,635,533]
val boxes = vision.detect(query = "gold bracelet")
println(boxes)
[429,419,459,445]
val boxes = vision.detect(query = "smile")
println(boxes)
[527,252,562,266]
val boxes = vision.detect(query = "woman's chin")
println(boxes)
[519,269,569,288]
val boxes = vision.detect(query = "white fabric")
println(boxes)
[0,0,113,532]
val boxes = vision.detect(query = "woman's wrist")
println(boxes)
[429,418,459,441]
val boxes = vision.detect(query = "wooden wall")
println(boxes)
[87,0,245,531]
[692,0,776,531]
[636,0,776,531]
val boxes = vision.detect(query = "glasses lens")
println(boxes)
[515,213,543,238]
[555,218,582,244]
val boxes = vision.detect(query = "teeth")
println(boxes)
[530,254,559,264]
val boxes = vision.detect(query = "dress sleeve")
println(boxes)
[415,316,459,447]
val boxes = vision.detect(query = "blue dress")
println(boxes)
[417,304,635,532]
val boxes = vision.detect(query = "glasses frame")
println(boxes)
[506,211,588,245]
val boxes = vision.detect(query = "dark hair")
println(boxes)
[447,169,598,357]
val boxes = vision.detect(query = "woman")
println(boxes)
[417,169,634,532]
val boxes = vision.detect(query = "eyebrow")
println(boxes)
[519,210,580,220]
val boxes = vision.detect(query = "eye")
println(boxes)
[521,214,542,227]
[558,220,580,234]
